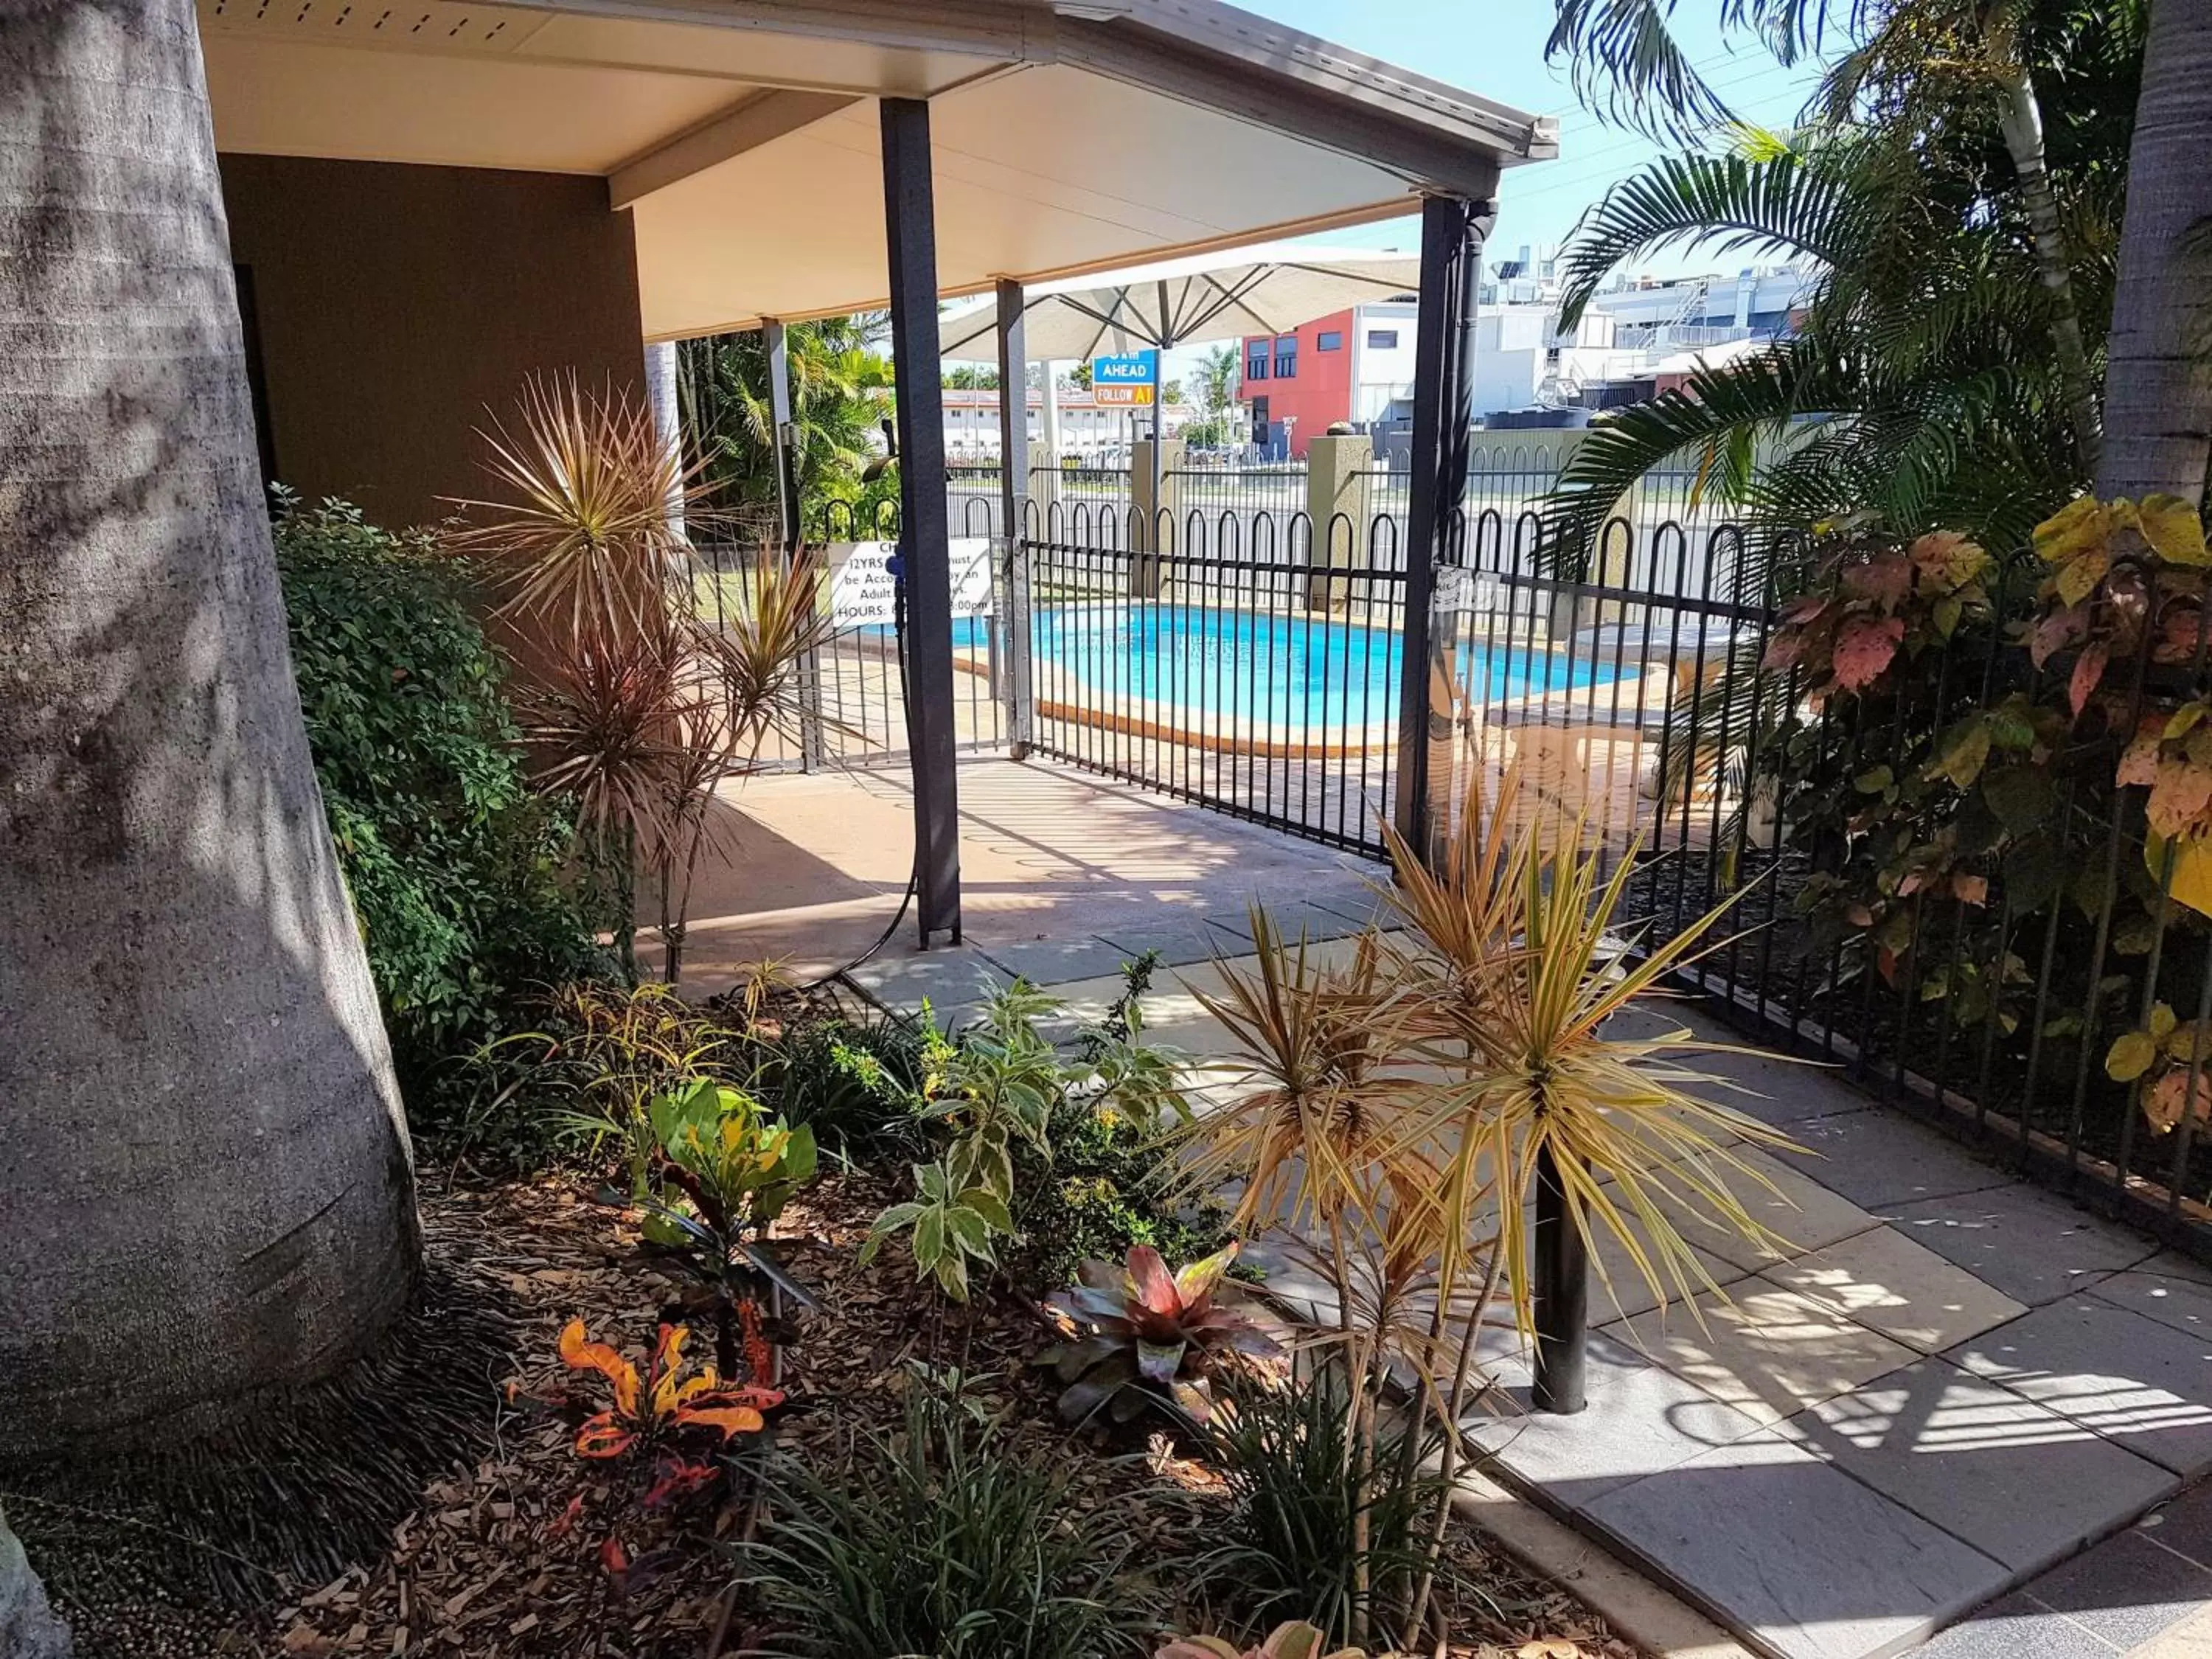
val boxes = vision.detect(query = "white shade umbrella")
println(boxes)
[938,241,1421,363]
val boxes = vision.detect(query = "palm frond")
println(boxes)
[1545,0,1739,142]
[1558,152,1870,330]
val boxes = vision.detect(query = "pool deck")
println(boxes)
[677,756,2212,1659]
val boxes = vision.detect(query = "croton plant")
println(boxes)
[1755,493,2212,1134]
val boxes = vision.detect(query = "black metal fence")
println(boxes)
[1017,504,1407,855]
[1602,539,2212,1259]
[695,507,1005,768]
[719,480,2212,1255]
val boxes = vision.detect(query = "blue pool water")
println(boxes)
[922,603,1635,723]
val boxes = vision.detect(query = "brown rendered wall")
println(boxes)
[217,155,645,531]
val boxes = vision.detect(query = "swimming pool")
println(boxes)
[933,602,1637,726]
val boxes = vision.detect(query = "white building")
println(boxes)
[939,384,1192,460]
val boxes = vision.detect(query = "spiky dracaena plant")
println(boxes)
[448,375,838,978]
[1378,765,1805,1642]
[1181,915,1485,1650]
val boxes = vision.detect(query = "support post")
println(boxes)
[995,277,1034,758]
[1129,435,1183,597]
[763,317,800,556]
[1393,194,1493,866]
[765,318,825,771]
[1039,363,1064,521]
[880,96,961,947]
[643,339,686,545]
[1531,1144,1590,1414]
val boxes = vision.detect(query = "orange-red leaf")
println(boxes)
[1832,614,1904,692]
[560,1319,639,1416]
[2069,641,2110,718]
[574,1411,637,1459]
[672,1402,765,1439]
[641,1457,720,1510]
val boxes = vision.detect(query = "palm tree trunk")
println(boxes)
[2097,0,2212,503]
[0,0,420,1454]
[1992,58,2101,476]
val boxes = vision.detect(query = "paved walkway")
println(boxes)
[707,758,2212,1659]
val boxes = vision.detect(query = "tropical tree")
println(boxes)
[1549,0,2113,467]
[675,316,894,539]
[0,0,420,1453]
[1541,0,2142,567]
[1194,341,1242,420]
[2096,0,2212,502]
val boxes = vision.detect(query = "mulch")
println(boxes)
[13,1165,1645,1659]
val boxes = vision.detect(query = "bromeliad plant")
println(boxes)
[1039,1243,1279,1427]
[640,1077,819,1378]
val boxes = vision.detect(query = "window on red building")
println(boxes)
[1274,336,1297,378]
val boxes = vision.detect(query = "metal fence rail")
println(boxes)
[712,478,2212,1261]
[1017,504,1406,855]
[695,524,1005,770]
[1166,462,1308,520]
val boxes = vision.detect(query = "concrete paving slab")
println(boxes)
[1601,1283,1921,1425]
[1467,1332,1769,1505]
[971,933,1166,987]
[844,942,1013,1015]
[2133,1479,2212,1571]
[1094,914,1251,967]
[2023,1530,2212,1652]
[2092,1257,2212,1344]
[1888,1184,2160,1307]
[1947,1298,2212,1479]
[1759,1225,2029,1355]
[1770,1354,2177,1573]
[1585,1201,1759,1323]
[2129,1602,2212,1658]
[1582,1426,2010,1659]
[1655,1147,1885,1272]
[1908,1592,2124,1659]
[1782,1108,2018,1210]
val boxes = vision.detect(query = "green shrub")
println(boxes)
[272,493,606,1128]
[1006,1098,1231,1293]
[862,964,1203,1301]
[740,1376,1151,1658]
[768,1014,930,1156]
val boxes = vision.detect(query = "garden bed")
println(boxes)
[11,1164,1643,1659]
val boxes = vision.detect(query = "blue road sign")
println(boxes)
[1091,351,1158,386]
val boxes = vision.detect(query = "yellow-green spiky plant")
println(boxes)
[1380,765,1803,1643]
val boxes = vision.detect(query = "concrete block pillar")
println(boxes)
[1304,431,1372,611]
[1130,436,1184,599]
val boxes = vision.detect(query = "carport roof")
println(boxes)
[198,0,1557,341]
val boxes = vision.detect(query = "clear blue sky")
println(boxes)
[1245,0,1826,262]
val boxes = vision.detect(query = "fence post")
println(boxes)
[1394,193,1492,867]
[1129,436,1183,599]
[1304,431,1371,611]
[995,277,1033,759]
